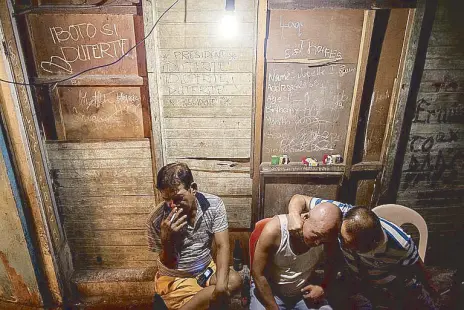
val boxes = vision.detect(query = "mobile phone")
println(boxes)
[197,267,214,287]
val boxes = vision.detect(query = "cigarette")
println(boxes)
[169,209,177,223]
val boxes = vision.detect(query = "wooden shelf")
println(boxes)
[260,162,345,176]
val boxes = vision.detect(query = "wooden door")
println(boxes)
[15,0,157,271]
[253,0,417,220]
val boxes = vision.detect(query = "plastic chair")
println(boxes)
[372,204,428,261]
[249,218,272,271]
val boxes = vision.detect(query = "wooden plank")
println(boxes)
[56,184,154,196]
[421,70,464,82]
[426,46,464,60]
[158,35,255,49]
[27,14,139,76]
[191,172,253,196]
[252,0,268,225]
[363,9,410,162]
[164,118,251,129]
[165,158,250,173]
[159,48,254,61]
[378,0,438,204]
[424,59,464,70]
[73,258,154,269]
[267,0,417,10]
[159,10,256,24]
[161,60,253,73]
[355,179,375,207]
[158,23,255,37]
[156,0,255,10]
[260,162,345,173]
[47,147,151,160]
[419,81,464,94]
[67,230,147,246]
[165,145,250,158]
[343,10,375,175]
[165,128,251,139]
[164,107,252,118]
[56,87,144,140]
[32,75,144,86]
[161,72,253,85]
[54,176,154,189]
[48,158,152,169]
[416,92,464,103]
[39,0,139,4]
[411,99,464,125]
[162,83,252,96]
[51,167,154,179]
[46,139,150,150]
[57,195,156,207]
[351,161,383,172]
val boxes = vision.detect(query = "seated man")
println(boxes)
[147,163,242,310]
[288,195,437,310]
[251,202,342,310]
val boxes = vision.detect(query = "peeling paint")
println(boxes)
[0,251,41,305]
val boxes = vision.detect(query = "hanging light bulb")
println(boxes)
[220,0,238,38]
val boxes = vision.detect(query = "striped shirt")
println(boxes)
[310,198,419,285]
[147,191,228,277]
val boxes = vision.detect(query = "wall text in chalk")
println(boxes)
[40,22,133,74]
[280,15,304,38]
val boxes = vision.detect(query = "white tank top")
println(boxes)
[268,215,324,297]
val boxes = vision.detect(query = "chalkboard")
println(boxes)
[262,10,364,162]
[27,14,138,76]
[57,87,144,139]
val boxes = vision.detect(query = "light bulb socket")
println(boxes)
[225,0,235,11]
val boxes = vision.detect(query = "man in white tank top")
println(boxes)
[250,203,342,310]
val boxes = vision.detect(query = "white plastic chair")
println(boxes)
[372,204,428,261]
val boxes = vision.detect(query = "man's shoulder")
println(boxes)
[380,218,411,250]
[147,201,166,225]
[196,191,224,210]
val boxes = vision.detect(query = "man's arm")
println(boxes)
[213,229,230,292]
[288,194,312,216]
[251,218,280,310]
[159,207,187,268]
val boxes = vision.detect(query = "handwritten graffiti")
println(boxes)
[40,23,132,74]
[402,149,462,189]
[409,129,459,152]
[413,99,464,124]
[403,126,462,189]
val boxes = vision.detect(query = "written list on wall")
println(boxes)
[26,15,143,140]
[28,15,138,76]
[262,10,364,162]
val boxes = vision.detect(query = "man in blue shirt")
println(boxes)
[287,195,437,309]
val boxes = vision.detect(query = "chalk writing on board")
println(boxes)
[165,96,233,107]
[280,15,304,38]
[70,90,141,128]
[41,23,133,74]
[263,63,356,161]
[284,40,343,60]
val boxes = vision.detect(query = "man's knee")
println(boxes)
[228,269,243,293]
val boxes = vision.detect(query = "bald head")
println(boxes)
[302,202,342,246]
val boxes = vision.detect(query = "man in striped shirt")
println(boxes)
[288,195,437,309]
[147,163,242,309]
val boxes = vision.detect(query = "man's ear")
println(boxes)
[190,182,198,193]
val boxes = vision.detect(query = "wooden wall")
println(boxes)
[149,0,257,229]
[397,0,464,266]
[46,140,157,270]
